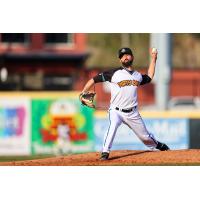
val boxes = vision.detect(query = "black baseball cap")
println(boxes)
[118,47,133,59]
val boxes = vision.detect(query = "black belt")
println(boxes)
[115,106,136,113]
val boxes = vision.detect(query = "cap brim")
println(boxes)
[119,53,133,59]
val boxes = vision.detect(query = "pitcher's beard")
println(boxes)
[122,60,133,67]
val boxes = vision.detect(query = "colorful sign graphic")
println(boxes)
[0,99,31,155]
[31,98,94,155]
[0,107,25,138]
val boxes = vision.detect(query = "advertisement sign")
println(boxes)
[0,98,31,155]
[144,118,189,149]
[31,98,94,155]
[94,114,189,151]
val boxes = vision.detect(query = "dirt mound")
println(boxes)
[1,149,200,166]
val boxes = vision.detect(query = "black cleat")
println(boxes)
[100,152,109,160]
[156,142,170,151]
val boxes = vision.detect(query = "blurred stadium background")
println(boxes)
[0,33,200,161]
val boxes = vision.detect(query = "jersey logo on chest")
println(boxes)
[117,80,140,87]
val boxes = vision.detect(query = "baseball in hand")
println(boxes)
[152,47,157,53]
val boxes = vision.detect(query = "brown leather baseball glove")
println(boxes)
[79,92,96,108]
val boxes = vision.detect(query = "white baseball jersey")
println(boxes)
[93,66,159,153]
[93,66,151,109]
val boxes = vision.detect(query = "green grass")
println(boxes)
[0,155,56,162]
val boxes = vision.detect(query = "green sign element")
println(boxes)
[31,98,94,155]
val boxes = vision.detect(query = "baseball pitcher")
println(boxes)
[80,47,170,160]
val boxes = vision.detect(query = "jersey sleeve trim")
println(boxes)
[102,74,106,82]
[140,74,152,85]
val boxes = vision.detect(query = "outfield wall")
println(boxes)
[0,92,199,155]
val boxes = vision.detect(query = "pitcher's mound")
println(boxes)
[1,149,200,166]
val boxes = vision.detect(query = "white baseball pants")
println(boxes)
[102,107,158,153]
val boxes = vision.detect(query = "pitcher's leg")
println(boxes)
[124,112,158,149]
[124,111,169,150]
[102,109,122,153]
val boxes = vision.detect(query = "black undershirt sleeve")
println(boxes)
[93,73,104,83]
[93,68,117,83]
[140,74,152,85]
